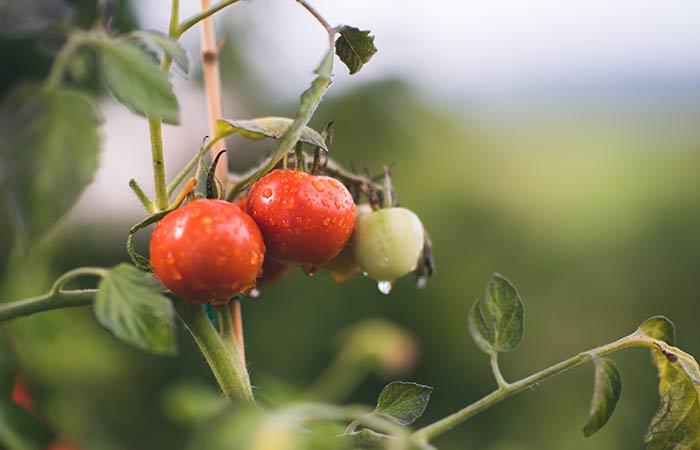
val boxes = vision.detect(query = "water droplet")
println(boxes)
[312,180,325,192]
[328,179,339,187]
[171,269,183,280]
[262,188,273,198]
[249,288,261,298]
[281,219,290,227]
[283,199,295,209]
[415,276,428,289]
[249,254,259,265]
[334,199,341,209]
[377,281,393,295]
[321,198,331,207]
[303,265,317,276]
[201,216,213,225]
[322,217,330,226]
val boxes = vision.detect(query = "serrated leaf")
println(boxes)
[215,117,328,151]
[0,84,100,244]
[374,381,433,426]
[583,356,622,437]
[335,26,377,75]
[94,264,176,355]
[467,298,493,354]
[637,316,676,345]
[127,31,189,73]
[99,39,179,124]
[484,273,524,352]
[644,341,700,450]
[0,0,75,38]
[0,397,55,449]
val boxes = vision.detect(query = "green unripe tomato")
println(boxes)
[353,207,424,283]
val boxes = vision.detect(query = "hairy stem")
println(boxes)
[410,333,661,444]
[129,179,156,213]
[148,118,169,210]
[175,301,254,404]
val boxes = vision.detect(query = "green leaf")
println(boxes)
[582,356,622,437]
[0,397,55,450]
[484,273,524,352]
[127,31,189,73]
[335,26,377,75]
[637,316,676,345]
[99,40,179,124]
[374,381,433,426]
[94,264,176,355]
[215,117,328,151]
[0,84,100,244]
[467,298,493,354]
[644,341,700,450]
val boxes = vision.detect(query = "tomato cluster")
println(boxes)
[149,164,427,304]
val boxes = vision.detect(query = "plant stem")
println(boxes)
[0,290,96,324]
[148,118,170,210]
[129,179,156,213]
[490,352,509,389]
[220,300,245,366]
[199,0,228,182]
[305,356,370,403]
[50,267,107,294]
[175,301,254,404]
[410,333,660,444]
[45,31,90,89]
[177,0,241,38]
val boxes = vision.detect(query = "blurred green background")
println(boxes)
[1,1,700,449]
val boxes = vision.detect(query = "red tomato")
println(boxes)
[247,170,356,265]
[149,199,266,304]
[12,374,36,413]
[236,196,290,290]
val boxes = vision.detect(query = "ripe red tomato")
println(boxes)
[149,199,265,304]
[247,170,356,265]
[235,196,290,290]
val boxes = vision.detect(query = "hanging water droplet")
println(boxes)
[377,281,393,295]
[415,276,427,289]
[303,265,317,276]
[249,288,261,299]
[262,188,273,198]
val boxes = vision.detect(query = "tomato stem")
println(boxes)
[175,300,254,404]
[409,333,663,444]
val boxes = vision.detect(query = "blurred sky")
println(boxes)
[137,0,700,102]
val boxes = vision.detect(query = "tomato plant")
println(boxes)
[0,1,698,450]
